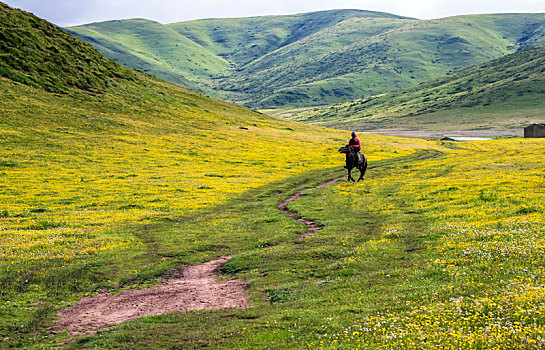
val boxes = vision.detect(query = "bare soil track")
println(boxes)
[53,256,249,336]
[54,150,440,337]
[54,174,341,336]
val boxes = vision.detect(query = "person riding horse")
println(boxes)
[338,132,368,182]
[348,131,362,166]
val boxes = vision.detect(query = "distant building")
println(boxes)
[524,124,545,138]
[441,137,493,142]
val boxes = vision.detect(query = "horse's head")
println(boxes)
[339,145,355,155]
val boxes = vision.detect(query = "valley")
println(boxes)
[280,43,545,137]
[1,2,544,349]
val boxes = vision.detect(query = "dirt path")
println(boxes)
[278,175,347,238]
[54,150,441,337]
[53,256,249,336]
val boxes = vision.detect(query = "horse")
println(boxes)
[338,145,368,182]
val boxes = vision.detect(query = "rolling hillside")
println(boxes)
[0,3,429,347]
[0,3,344,346]
[68,11,545,109]
[64,18,232,95]
[282,43,545,136]
[3,4,545,349]
[167,9,402,68]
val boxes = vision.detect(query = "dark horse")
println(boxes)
[339,145,368,182]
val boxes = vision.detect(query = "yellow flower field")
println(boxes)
[316,138,545,349]
[0,76,427,279]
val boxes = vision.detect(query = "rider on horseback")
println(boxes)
[349,131,361,165]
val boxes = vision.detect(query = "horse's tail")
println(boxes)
[361,154,368,172]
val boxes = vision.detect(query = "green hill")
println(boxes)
[68,11,545,109]
[65,18,233,95]
[0,2,132,93]
[221,13,545,109]
[0,4,350,347]
[68,9,408,101]
[168,9,407,68]
[283,44,545,136]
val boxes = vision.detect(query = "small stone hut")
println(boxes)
[524,124,545,138]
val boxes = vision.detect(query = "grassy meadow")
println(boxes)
[52,137,545,349]
[1,71,424,348]
[2,3,545,349]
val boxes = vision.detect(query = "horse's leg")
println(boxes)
[358,160,368,182]
[348,168,355,182]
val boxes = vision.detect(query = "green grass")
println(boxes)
[53,139,545,349]
[285,43,545,136]
[0,2,133,94]
[2,3,545,349]
[68,11,545,109]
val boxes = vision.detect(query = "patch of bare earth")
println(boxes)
[52,256,249,336]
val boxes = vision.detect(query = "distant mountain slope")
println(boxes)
[68,11,545,109]
[168,9,408,67]
[283,44,545,136]
[66,19,232,94]
[215,15,414,106]
[68,9,407,99]
[222,14,545,108]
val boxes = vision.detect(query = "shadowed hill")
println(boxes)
[283,44,545,136]
[0,2,134,94]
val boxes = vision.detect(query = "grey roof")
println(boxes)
[441,137,493,141]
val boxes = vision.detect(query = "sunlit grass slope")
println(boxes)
[0,1,346,290]
[285,44,545,136]
[69,12,545,109]
[0,3,425,347]
[65,139,544,349]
